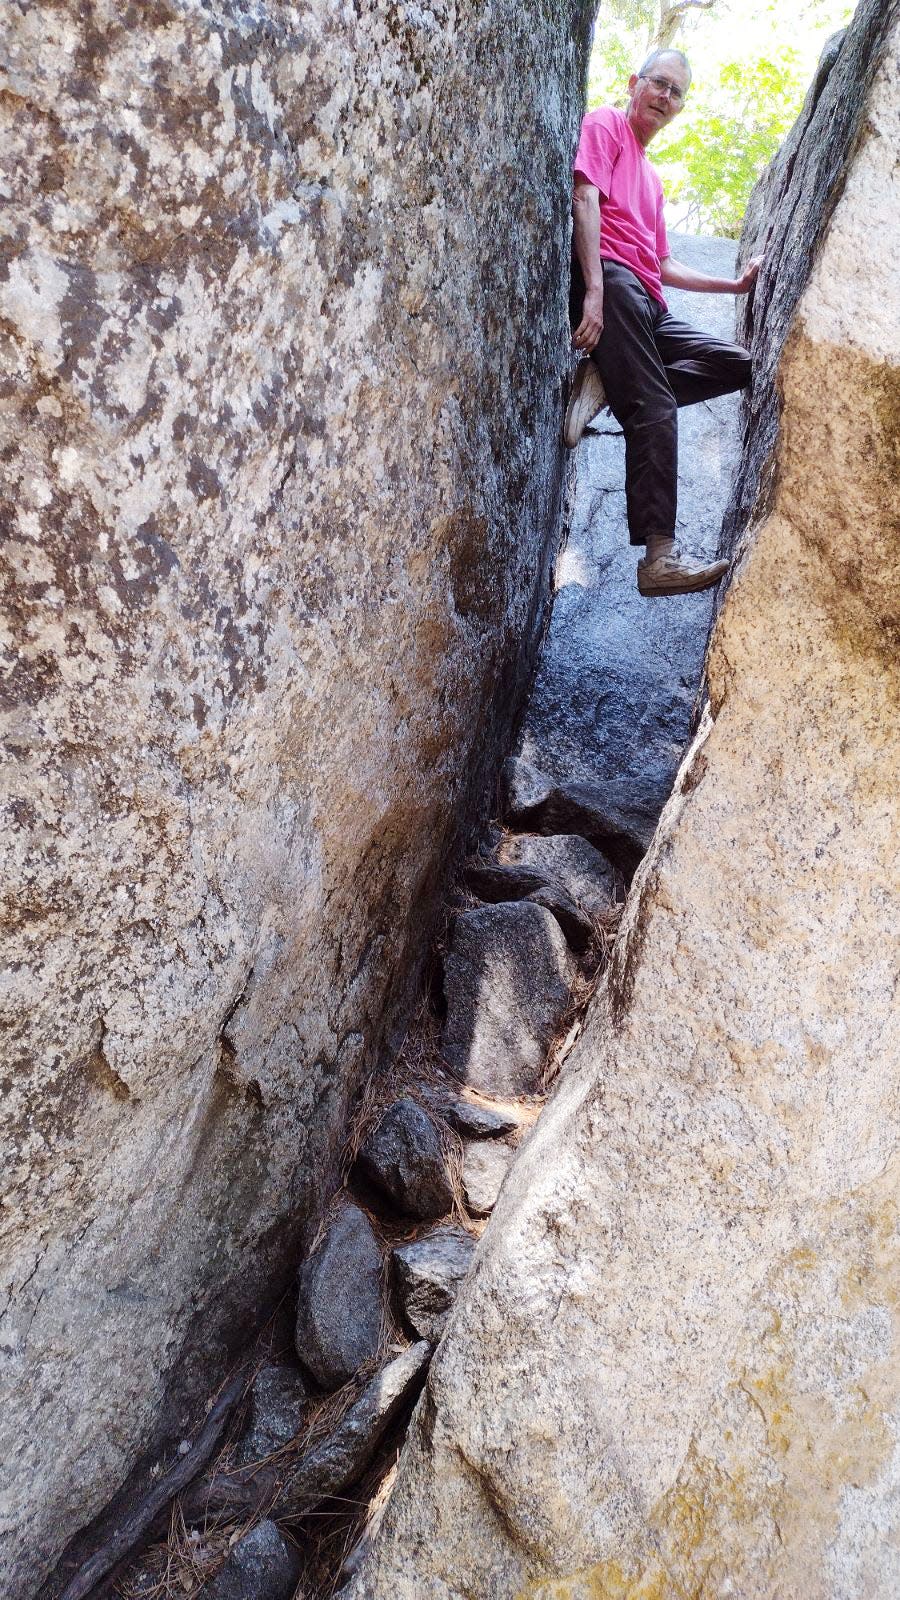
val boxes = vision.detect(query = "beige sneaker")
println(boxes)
[637,551,729,596]
[564,359,606,449]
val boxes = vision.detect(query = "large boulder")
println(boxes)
[347,8,900,1596]
[0,0,595,1589]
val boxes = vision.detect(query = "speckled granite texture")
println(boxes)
[0,1,594,1591]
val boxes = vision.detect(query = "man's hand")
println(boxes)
[573,284,604,351]
[733,255,763,295]
[571,178,604,350]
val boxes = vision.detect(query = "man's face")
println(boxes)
[626,54,690,145]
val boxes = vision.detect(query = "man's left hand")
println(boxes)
[734,255,763,294]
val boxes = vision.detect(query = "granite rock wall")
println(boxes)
[349,6,900,1596]
[0,1,594,1592]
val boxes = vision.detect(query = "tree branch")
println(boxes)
[653,0,719,50]
[56,1372,247,1600]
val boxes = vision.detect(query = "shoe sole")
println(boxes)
[638,564,729,597]
[564,369,606,450]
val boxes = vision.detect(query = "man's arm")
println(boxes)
[660,254,762,295]
[572,177,605,350]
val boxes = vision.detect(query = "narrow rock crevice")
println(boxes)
[344,11,900,1598]
[50,225,743,1599]
[7,5,898,1600]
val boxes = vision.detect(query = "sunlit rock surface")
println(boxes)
[350,7,900,1596]
[0,1,594,1591]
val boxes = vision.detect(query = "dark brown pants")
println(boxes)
[571,257,752,546]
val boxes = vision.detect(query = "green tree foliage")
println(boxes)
[586,0,855,237]
[650,53,808,235]
[587,2,654,108]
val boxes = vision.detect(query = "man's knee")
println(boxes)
[627,390,677,429]
[612,393,677,445]
[734,345,753,387]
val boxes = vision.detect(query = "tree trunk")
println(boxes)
[651,0,719,52]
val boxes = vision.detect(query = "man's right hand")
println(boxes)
[572,284,604,351]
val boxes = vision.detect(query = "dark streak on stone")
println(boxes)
[186,454,222,503]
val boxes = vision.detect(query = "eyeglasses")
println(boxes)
[639,73,686,105]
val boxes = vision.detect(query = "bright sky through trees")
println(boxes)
[588,0,857,235]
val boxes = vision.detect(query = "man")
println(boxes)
[565,49,760,597]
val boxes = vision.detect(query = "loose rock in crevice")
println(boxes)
[524,883,595,956]
[234,1364,312,1466]
[500,755,650,873]
[434,1092,525,1140]
[463,862,595,954]
[294,1201,385,1391]
[201,1520,302,1600]
[182,1340,433,1527]
[441,901,579,1098]
[497,831,621,914]
[355,1099,455,1220]
[393,1227,477,1343]
[462,1141,514,1217]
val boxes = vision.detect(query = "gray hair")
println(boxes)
[637,47,691,85]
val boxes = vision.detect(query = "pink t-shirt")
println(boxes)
[574,107,669,305]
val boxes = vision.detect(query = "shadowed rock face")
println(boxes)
[0,0,594,1591]
[348,9,900,1598]
[520,232,744,822]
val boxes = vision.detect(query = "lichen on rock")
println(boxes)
[0,0,595,1591]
